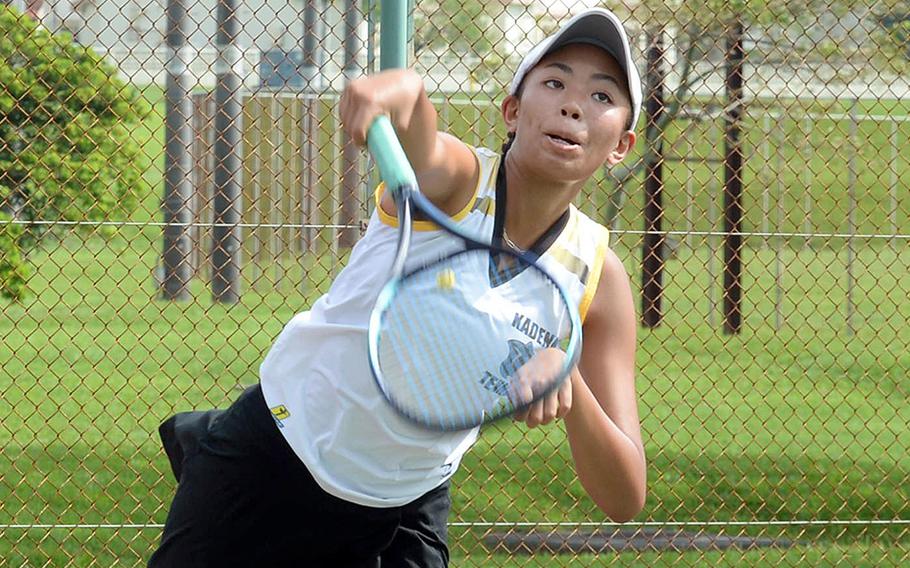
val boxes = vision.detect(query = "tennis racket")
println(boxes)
[365,116,582,431]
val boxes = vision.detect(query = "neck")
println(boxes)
[502,149,581,249]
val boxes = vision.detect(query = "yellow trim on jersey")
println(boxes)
[548,245,590,284]
[373,146,490,231]
[578,225,611,323]
[471,196,496,217]
[546,208,590,283]
[373,183,455,231]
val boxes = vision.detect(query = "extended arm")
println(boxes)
[339,68,478,214]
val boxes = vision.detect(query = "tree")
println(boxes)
[412,0,507,86]
[0,5,150,299]
[603,0,909,228]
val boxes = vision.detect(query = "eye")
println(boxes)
[544,79,564,89]
[593,92,612,104]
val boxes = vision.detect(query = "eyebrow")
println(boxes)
[543,62,622,89]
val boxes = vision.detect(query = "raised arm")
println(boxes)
[339,68,479,215]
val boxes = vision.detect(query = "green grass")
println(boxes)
[1,89,908,565]
[448,543,910,567]
[1,227,908,566]
[125,88,910,245]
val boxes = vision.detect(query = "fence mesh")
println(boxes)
[1,0,909,566]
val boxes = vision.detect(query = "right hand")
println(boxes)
[339,69,424,146]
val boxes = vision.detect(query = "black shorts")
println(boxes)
[148,385,450,568]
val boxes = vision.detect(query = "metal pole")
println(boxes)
[211,0,243,303]
[890,119,899,249]
[707,120,719,327]
[381,0,409,70]
[161,0,193,301]
[846,98,857,336]
[367,0,376,74]
[722,20,745,335]
[642,27,665,328]
[774,123,784,331]
[302,0,321,89]
[301,0,322,254]
[802,116,812,249]
[684,120,695,249]
[250,98,263,288]
[339,0,363,248]
[761,114,771,249]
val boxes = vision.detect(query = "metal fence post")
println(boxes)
[211,0,243,303]
[723,20,745,335]
[340,0,364,248]
[381,0,409,70]
[642,26,665,329]
[300,0,322,254]
[846,98,858,336]
[162,0,193,301]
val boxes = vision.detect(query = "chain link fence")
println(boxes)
[1,0,908,565]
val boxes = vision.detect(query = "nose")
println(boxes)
[560,102,581,120]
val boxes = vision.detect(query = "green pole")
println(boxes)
[380,0,409,70]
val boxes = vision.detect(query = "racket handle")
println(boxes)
[366,116,418,196]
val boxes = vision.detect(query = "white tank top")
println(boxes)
[259,146,611,507]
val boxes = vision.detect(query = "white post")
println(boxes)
[761,114,771,248]
[802,116,813,249]
[707,120,719,327]
[846,99,857,336]
[890,119,899,250]
[774,122,784,331]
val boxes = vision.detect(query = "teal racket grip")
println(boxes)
[366,116,418,195]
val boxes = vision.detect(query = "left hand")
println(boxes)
[510,348,575,428]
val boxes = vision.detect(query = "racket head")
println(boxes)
[365,116,582,431]
[367,245,582,431]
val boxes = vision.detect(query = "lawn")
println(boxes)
[128,87,910,243]
[0,227,907,566]
[1,88,908,566]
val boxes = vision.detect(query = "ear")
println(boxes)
[605,130,636,166]
[501,95,520,135]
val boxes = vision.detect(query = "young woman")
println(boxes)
[150,8,646,567]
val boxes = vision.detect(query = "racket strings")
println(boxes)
[376,249,577,430]
[383,279,488,427]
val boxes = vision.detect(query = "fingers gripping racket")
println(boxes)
[366,116,582,431]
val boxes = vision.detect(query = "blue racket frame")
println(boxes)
[365,116,583,430]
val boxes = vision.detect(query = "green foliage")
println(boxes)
[413,0,505,84]
[414,0,495,55]
[0,211,28,300]
[0,6,150,299]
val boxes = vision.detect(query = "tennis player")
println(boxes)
[149,7,645,567]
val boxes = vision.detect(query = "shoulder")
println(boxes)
[373,145,500,223]
[585,246,636,332]
[567,210,611,322]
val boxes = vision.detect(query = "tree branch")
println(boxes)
[602,25,708,229]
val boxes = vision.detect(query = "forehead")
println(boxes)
[532,43,625,82]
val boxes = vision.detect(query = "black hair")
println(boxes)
[500,131,516,157]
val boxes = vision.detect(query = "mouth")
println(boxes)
[545,132,582,148]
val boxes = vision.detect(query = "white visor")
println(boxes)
[509,8,642,130]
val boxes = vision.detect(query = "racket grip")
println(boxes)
[366,116,418,195]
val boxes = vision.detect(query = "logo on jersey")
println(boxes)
[270,404,290,428]
[479,339,536,396]
[511,312,559,348]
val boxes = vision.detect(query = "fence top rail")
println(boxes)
[236,90,910,125]
[4,219,908,242]
[2,518,908,531]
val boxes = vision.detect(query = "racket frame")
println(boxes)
[366,116,583,430]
